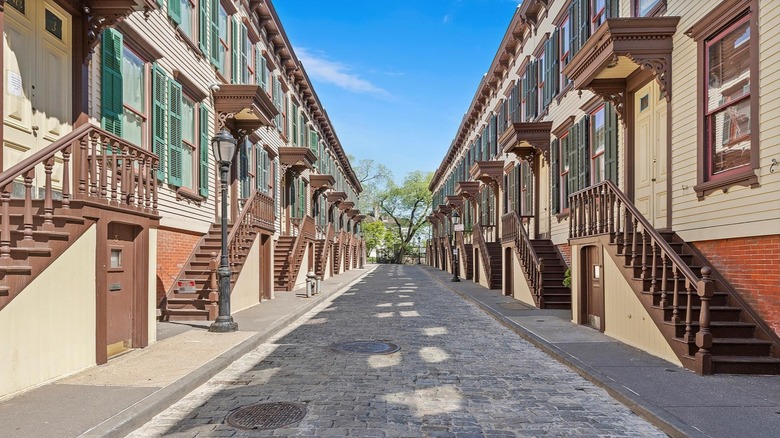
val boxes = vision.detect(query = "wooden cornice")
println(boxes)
[445,195,463,210]
[327,191,347,204]
[84,0,156,59]
[499,121,553,163]
[437,204,453,216]
[455,181,480,200]
[347,209,360,218]
[561,17,680,106]
[310,174,335,192]
[213,84,278,134]
[278,147,317,174]
[469,161,505,189]
[339,201,355,212]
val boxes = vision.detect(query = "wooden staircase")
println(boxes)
[473,222,502,290]
[161,192,275,321]
[455,232,473,280]
[314,224,335,278]
[572,180,780,375]
[274,215,315,291]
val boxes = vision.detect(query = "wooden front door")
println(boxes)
[634,80,668,228]
[581,246,604,331]
[504,247,513,296]
[3,0,72,179]
[106,223,137,357]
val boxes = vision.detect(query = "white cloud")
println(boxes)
[296,48,391,98]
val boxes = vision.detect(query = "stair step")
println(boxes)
[711,338,772,356]
[664,320,756,338]
[164,308,210,321]
[710,356,780,375]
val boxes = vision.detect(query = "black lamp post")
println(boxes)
[451,210,460,282]
[209,129,239,333]
[416,236,421,265]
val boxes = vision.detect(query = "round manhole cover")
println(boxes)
[225,402,307,430]
[333,341,401,355]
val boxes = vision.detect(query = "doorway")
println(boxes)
[633,79,668,228]
[3,0,72,176]
[580,246,604,332]
[105,223,138,357]
[504,247,513,296]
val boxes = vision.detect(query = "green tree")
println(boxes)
[350,156,392,215]
[378,170,433,263]
[362,219,388,257]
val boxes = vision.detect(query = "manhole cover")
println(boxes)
[225,402,307,430]
[333,341,401,355]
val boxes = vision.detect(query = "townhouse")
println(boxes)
[429,0,780,375]
[0,0,365,399]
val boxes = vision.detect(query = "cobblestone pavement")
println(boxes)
[129,265,665,437]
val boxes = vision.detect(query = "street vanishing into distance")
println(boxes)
[130,265,663,437]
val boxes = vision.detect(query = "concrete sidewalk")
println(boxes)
[423,266,780,438]
[0,265,376,438]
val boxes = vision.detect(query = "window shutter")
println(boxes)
[528,60,537,120]
[239,140,249,198]
[231,16,240,84]
[272,160,278,213]
[578,118,590,191]
[551,138,560,213]
[490,114,497,158]
[606,0,619,18]
[521,72,529,122]
[210,0,220,69]
[199,106,210,196]
[578,0,589,54]
[291,103,298,145]
[567,124,578,195]
[198,0,209,55]
[168,0,181,24]
[101,28,123,137]
[605,102,619,184]
[523,162,533,216]
[569,0,579,56]
[151,64,167,181]
[550,29,560,102]
[258,50,268,90]
[241,23,249,84]
[299,178,307,218]
[167,79,183,187]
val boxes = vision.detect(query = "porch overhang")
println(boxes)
[339,201,355,212]
[437,204,453,217]
[561,17,680,122]
[354,214,366,223]
[84,0,157,55]
[310,174,335,192]
[279,147,317,174]
[445,195,463,211]
[347,209,360,218]
[455,181,480,200]
[327,191,347,204]
[499,121,553,162]
[213,84,278,132]
[469,161,504,188]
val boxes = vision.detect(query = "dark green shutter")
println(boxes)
[198,0,208,55]
[605,102,619,184]
[167,79,183,186]
[101,28,123,137]
[258,52,268,90]
[168,0,181,25]
[569,0,579,56]
[152,64,167,181]
[578,0,589,54]
[577,118,590,190]
[521,71,528,122]
[606,0,619,18]
[199,106,210,196]
[523,162,533,216]
[210,0,220,69]
[490,114,497,158]
[550,29,559,103]
[291,103,298,145]
[551,138,560,213]
[231,16,240,84]
[567,123,578,195]
[240,22,248,83]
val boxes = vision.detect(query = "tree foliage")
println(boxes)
[350,156,392,214]
[377,170,433,262]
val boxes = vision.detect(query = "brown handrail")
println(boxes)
[503,211,544,305]
[473,221,493,285]
[569,180,714,370]
[318,223,335,274]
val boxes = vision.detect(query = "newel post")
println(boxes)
[695,266,714,375]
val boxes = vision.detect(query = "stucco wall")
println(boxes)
[148,227,158,344]
[231,235,262,313]
[0,225,97,399]
[507,245,536,307]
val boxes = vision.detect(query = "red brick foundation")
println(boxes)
[156,228,203,306]
[694,235,780,335]
[557,244,572,267]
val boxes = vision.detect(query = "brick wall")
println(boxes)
[694,235,780,335]
[557,244,572,267]
[156,228,203,306]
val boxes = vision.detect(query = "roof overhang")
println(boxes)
[338,201,355,212]
[499,121,553,162]
[437,204,453,216]
[310,174,335,192]
[327,191,347,204]
[469,161,504,188]
[279,147,317,174]
[445,195,463,210]
[213,84,278,132]
[347,209,360,218]
[455,181,481,200]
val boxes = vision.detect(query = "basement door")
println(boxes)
[633,80,668,228]
[106,223,137,358]
[3,0,71,178]
[581,246,604,332]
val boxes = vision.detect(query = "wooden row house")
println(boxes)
[428,0,780,375]
[0,0,364,399]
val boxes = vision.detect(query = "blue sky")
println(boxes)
[273,1,519,182]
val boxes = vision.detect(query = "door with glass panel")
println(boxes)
[633,80,668,228]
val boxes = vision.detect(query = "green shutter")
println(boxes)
[231,16,240,84]
[605,101,619,184]
[568,123,578,195]
[210,0,220,69]
[291,102,299,145]
[551,29,560,100]
[198,0,209,55]
[167,79,183,186]
[101,28,123,137]
[578,0,589,54]
[168,0,181,25]
[569,0,579,57]
[606,0,619,18]
[299,178,307,217]
[551,138,560,213]
[257,49,268,90]
[199,106,210,196]
[530,60,538,119]
[521,71,529,121]
[577,118,590,191]
[523,162,533,216]
[151,64,167,181]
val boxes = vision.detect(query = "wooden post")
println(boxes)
[695,267,714,375]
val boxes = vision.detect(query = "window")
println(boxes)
[592,0,606,31]
[178,0,195,40]
[706,16,751,178]
[590,105,606,184]
[538,50,546,113]
[256,144,270,194]
[216,2,228,73]
[634,0,665,17]
[556,133,571,212]
[560,16,571,85]
[520,161,533,216]
[181,96,196,189]
[121,47,145,146]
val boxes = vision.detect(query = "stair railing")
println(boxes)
[284,215,315,288]
[0,124,159,265]
[570,180,715,372]
[226,190,275,268]
[503,211,545,306]
[318,223,335,275]
[473,221,493,286]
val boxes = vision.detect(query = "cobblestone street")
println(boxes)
[130,265,664,437]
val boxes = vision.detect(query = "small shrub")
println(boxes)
[562,268,571,288]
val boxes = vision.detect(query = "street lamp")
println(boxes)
[416,236,421,265]
[451,210,460,282]
[209,130,239,333]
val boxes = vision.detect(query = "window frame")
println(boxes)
[120,45,147,148]
[180,94,198,190]
[591,0,606,32]
[632,0,666,17]
[590,104,606,184]
[559,132,571,212]
[690,0,759,199]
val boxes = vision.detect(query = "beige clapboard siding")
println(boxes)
[669,0,780,241]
